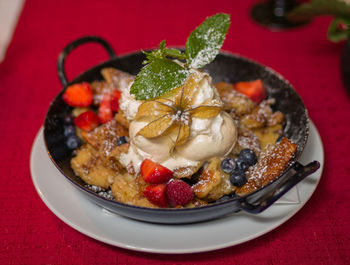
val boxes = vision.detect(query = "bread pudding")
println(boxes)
[63,66,297,208]
[60,14,297,208]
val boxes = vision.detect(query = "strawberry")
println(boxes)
[63,82,93,107]
[74,110,99,131]
[140,159,173,184]
[111,90,122,112]
[166,179,193,207]
[234,79,266,103]
[98,93,113,124]
[143,184,167,208]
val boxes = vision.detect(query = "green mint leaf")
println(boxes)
[143,41,187,64]
[130,58,190,100]
[159,40,166,50]
[186,13,230,68]
[164,48,187,60]
[328,18,350,42]
[287,0,350,22]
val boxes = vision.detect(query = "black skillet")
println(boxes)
[44,36,320,224]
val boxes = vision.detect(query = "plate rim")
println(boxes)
[30,120,324,254]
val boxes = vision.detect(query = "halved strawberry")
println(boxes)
[63,82,93,107]
[98,93,113,124]
[234,79,266,103]
[140,159,173,184]
[111,90,122,112]
[74,110,99,131]
[143,184,167,207]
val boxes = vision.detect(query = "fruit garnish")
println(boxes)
[140,159,173,184]
[238,148,257,166]
[143,184,168,207]
[135,72,223,149]
[74,110,99,131]
[62,82,93,107]
[229,171,247,187]
[66,135,81,149]
[116,136,128,146]
[97,93,113,124]
[130,13,230,100]
[220,158,237,174]
[166,179,193,207]
[111,90,121,112]
[233,79,266,103]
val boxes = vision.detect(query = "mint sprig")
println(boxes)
[130,13,231,100]
[186,13,231,68]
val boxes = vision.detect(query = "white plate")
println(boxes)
[30,121,324,254]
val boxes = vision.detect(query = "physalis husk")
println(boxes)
[134,72,223,150]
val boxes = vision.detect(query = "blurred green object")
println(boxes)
[288,0,350,42]
[251,0,309,30]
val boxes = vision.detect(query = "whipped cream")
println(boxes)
[119,81,142,121]
[119,70,237,173]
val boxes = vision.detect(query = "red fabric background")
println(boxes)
[1,0,349,264]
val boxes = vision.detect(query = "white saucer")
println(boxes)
[30,121,324,254]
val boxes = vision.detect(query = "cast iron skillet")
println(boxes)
[44,36,320,224]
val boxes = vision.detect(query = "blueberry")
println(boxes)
[117,136,128,146]
[238,148,257,166]
[221,158,237,174]
[63,125,76,137]
[230,171,247,187]
[63,113,74,124]
[236,158,249,171]
[66,135,81,149]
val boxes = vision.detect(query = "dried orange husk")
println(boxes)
[134,99,174,120]
[174,119,192,147]
[137,114,175,138]
[189,105,222,119]
[175,73,201,108]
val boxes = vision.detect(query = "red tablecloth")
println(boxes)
[1,0,349,264]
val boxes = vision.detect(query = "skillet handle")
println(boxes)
[239,161,320,214]
[57,36,116,87]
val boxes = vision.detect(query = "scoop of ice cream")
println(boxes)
[120,71,237,172]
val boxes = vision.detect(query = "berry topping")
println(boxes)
[62,82,93,107]
[221,158,237,174]
[111,90,122,112]
[236,158,249,171]
[140,159,173,184]
[230,170,247,187]
[62,113,75,124]
[166,179,193,207]
[143,184,167,208]
[98,93,113,124]
[238,148,257,166]
[234,79,266,104]
[66,135,81,149]
[117,136,128,146]
[63,125,76,137]
[74,110,99,132]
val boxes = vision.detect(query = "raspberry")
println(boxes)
[166,179,193,207]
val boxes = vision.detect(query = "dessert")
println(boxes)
[61,14,297,208]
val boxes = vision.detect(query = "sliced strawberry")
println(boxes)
[98,93,113,124]
[111,90,122,112]
[140,159,173,184]
[74,110,99,131]
[234,79,266,103]
[166,179,193,207]
[63,82,93,107]
[143,184,167,207]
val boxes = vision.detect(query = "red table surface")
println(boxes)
[1,0,349,264]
